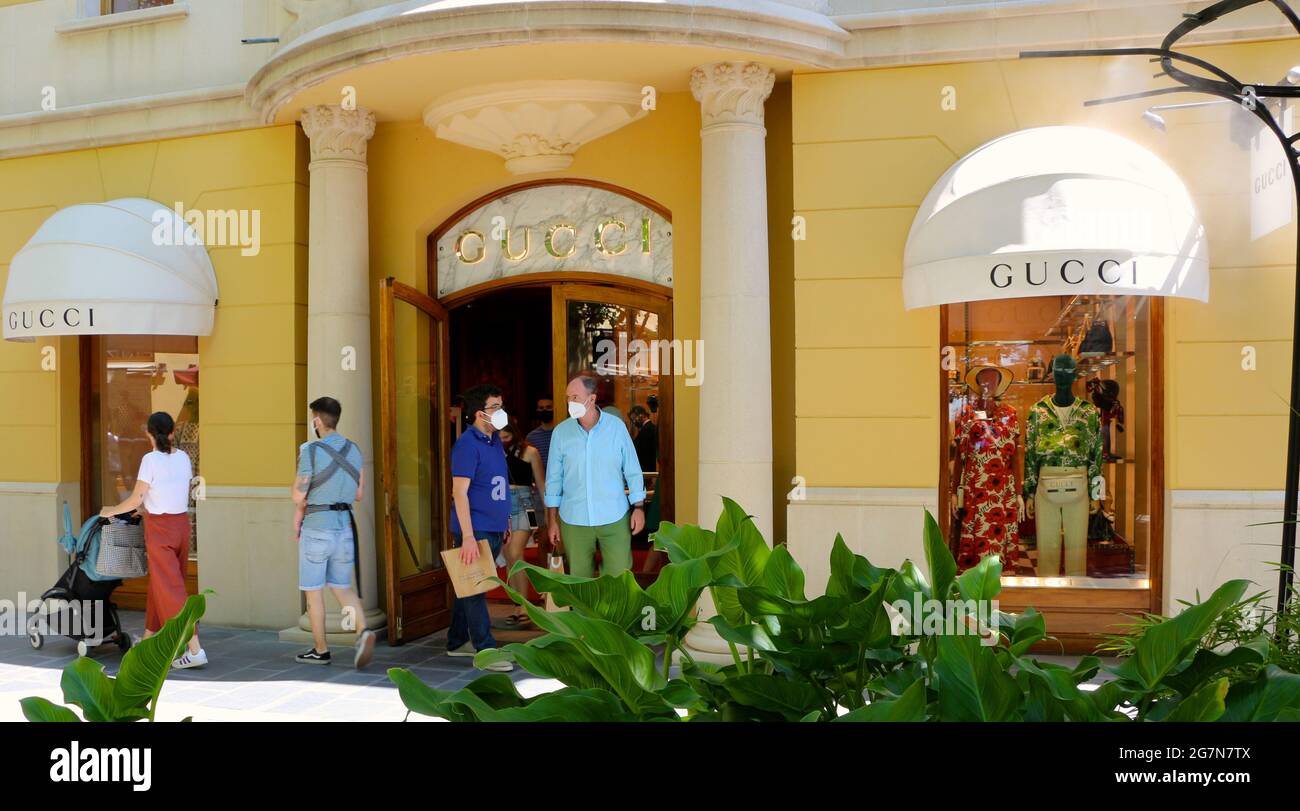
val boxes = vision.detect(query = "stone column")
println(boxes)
[683,62,776,662]
[283,104,385,643]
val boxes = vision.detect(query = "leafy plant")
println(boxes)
[1099,572,1300,683]
[389,500,1300,722]
[20,593,206,722]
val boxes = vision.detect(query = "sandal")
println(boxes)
[491,612,533,630]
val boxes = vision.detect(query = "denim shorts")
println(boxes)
[508,485,538,532]
[299,526,355,591]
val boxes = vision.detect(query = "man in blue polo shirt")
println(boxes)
[446,383,513,671]
[545,375,646,578]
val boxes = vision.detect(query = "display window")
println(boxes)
[941,294,1157,590]
[84,334,200,557]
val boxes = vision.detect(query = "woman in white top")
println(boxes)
[100,411,205,669]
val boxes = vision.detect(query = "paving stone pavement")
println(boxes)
[0,605,563,722]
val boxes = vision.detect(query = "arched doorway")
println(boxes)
[379,181,674,644]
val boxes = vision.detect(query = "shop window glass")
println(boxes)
[88,335,199,559]
[101,0,173,13]
[944,295,1151,588]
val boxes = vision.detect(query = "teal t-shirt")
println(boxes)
[297,432,363,532]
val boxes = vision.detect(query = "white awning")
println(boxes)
[903,126,1209,310]
[3,198,218,340]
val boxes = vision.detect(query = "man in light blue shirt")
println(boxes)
[545,375,646,578]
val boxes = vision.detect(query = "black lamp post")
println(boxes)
[1022,0,1300,614]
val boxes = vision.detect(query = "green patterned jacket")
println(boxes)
[1022,395,1103,498]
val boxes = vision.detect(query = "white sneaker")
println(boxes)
[446,642,476,658]
[173,648,207,669]
[483,659,514,673]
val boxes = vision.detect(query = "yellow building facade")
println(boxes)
[0,0,1295,653]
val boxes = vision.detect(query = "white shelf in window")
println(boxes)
[56,2,189,36]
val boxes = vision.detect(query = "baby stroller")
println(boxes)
[27,502,134,657]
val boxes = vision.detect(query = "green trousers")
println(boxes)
[560,511,632,578]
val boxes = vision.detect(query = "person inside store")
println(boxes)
[1023,354,1103,577]
[950,365,1022,573]
[291,396,376,669]
[629,404,658,474]
[545,375,646,578]
[99,411,206,669]
[445,383,514,671]
[495,421,546,630]
[526,397,556,471]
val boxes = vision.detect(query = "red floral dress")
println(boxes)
[954,402,1021,572]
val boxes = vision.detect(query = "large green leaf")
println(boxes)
[513,565,652,630]
[1087,680,1137,720]
[827,573,894,649]
[1220,665,1300,722]
[1163,635,1270,696]
[653,521,721,564]
[826,534,890,600]
[921,510,957,602]
[1108,580,1249,691]
[60,657,119,723]
[760,546,806,601]
[722,673,827,721]
[20,696,83,723]
[889,560,932,605]
[500,583,674,717]
[1163,677,1229,721]
[388,670,526,721]
[956,554,1002,603]
[474,636,608,691]
[836,677,927,722]
[933,632,1021,721]
[494,688,642,722]
[737,587,844,629]
[1006,608,1046,656]
[643,557,713,634]
[112,592,206,720]
[707,614,777,653]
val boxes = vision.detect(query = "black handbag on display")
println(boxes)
[1087,510,1115,542]
[1079,320,1113,357]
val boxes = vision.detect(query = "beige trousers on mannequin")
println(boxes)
[1034,465,1088,577]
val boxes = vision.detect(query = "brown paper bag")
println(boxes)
[440,540,497,598]
[543,552,569,612]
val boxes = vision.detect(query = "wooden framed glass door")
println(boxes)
[551,283,674,524]
[379,278,452,644]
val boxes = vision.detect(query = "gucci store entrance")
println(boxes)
[378,180,676,643]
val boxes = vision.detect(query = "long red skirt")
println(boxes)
[143,512,192,634]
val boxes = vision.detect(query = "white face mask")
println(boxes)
[567,400,587,420]
[488,408,508,431]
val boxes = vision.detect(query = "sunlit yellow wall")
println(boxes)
[367,90,702,527]
[791,38,1298,492]
[0,126,306,488]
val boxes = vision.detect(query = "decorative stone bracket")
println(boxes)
[423,80,649,175]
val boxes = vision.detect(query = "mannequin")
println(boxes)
[1024,354,1102,577]
[950,365,1023,573]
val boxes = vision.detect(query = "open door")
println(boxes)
[379,278,452,644]
[552,283,674,525]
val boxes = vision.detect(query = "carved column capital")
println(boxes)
[301,104,376,164]
[690,62,776,130]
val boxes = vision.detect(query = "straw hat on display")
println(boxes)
[964,364,1013,397]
